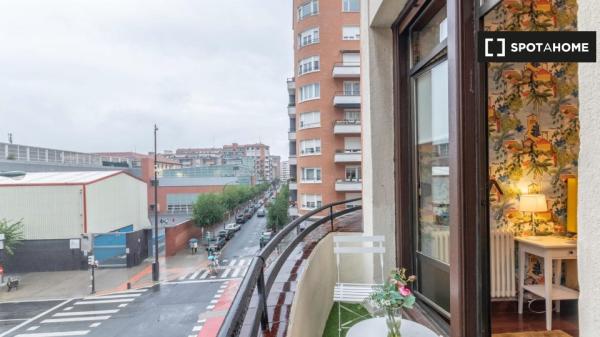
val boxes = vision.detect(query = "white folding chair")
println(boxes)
[333,235,385,337]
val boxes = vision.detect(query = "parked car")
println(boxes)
[259,231,273,248]
[257,208,266,217]
[243,211,252,220]
[206,236,226,251]
[236,214,245,224]
[225,223,241,232]
[218,229,234,241]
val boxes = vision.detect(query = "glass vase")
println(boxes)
[385,307,402,337]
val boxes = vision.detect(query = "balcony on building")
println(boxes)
[333,91,361,108]
[334,179,362,192]
[288,177,297,190]
[333,120,361,134]
[288,154,297,165]
[288,105,296,116]
[334,149,362,163]
[288,130,296,141]
[332,62,360,78]
[287,77,295,95]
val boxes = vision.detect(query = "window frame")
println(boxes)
[299,111,321,129]
[298,56,321,76]
[342,0,360,12]
[301,167,322,183]
[297,0,319,21]
[342,25,361,40]
[299,138,322,156]
[301,194,323,210]
[298,27,320,48]
[298,83,321,102]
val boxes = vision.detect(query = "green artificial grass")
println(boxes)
[322,302,372,337]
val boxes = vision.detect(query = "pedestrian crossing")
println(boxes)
[175,258,251,281]
[12,288,148,337]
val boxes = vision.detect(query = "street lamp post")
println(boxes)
[152,125,160,282]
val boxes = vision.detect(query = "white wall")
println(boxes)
[360,0,406,275]
[0,185,83,240]
[577,1,600,335]
[86,173,150,233]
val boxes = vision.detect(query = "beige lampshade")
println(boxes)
[519,194,548,213]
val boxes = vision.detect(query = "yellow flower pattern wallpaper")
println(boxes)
[485,0,579,284]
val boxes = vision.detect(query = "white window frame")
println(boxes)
[344,165,362,182]
[299,111,321,129]
[343,81,360,95]
[301,194,323,210]
[301,167,322,183]
[298,0,319,20]
[298,27,320,48]
[298,56,320,76]
[344,109,361,122]
[342,26,360,40]
[299,83,320,102]
[300,139,321,156]
[344,137,362,152]
[342,0,360,12]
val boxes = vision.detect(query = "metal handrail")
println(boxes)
[334,90,360,96]
[217,198,362,337]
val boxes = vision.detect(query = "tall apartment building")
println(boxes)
[288,0,362,215]
[280,160,290,183]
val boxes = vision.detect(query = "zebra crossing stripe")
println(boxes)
[14,331,90,337]
[189,271,201,279]
[53,310,119,317]
[84,294,140,300]
[74,299,134,305]
[228,259,237,267]
[199,270,209,279]
[231,268,242,278]
[41,316,111,323]
[221,268,232,278]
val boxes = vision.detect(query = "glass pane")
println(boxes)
[414,59,450,313]
[410,6,447,66]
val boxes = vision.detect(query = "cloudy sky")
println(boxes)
[0,0,293,159]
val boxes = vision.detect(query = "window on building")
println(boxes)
[342,26,360,40]
[300,111,320,128]
[342,52,360,65]
[298,0,319,20]
[298,28,320,48]
[344,137,361,152]
[345,166,361,181]
[300,139,321,155]
[301,167,321,183]
[343,81,360,95]
[298,56,320,76]
[344,109,360,122]
[302,194,322,210]
[342,0,360,12]
[299,83,320,102]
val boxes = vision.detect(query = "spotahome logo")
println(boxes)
[478,31,596,62]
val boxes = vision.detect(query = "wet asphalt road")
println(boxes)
[0,211,268,337]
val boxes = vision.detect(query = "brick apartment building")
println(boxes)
[288,0,363,215]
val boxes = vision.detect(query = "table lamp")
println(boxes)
[519,194,548,235]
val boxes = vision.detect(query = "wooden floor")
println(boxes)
[491,301,579,337]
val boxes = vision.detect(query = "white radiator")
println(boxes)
[490,229,516,298]
[431,230,449,264]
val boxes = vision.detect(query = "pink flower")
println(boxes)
[399,286,412,297]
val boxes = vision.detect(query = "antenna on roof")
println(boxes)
[8,133,13,144]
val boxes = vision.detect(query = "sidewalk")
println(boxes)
[0,248,209,302]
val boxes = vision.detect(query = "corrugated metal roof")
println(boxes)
[0,171,124,186]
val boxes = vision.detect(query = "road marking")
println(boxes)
[84,294,140,300]
[74,299,134,305]
[228,259,237,266]
[221,268,232,278]
[199,270,209,279]
[217,289,225,293]
[64,307,73,311]
[26,327,39,332]
[53,310,119,317]
[214,294,222,298]
[178,274,188,281]
[41,316,111,323]
[210,300,218,304]
[118,304,128,308]
[14,331,90,337]
[0,319,28,322]
[206,305,215,310]
[231,268,242,278]
[189,271,201,279]
[192,326,203,332]
[89,323,101,328]
[111,288,148,294]
[165,278,237,285]
[0,299,72,337]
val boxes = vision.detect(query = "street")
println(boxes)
[0,211,268,337]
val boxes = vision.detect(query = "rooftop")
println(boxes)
[0,170,129,186]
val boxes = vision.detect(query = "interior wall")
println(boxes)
[485,0,579,285]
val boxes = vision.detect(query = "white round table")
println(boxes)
[346,317,440,337]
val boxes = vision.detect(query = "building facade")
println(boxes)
[289,0,363,215]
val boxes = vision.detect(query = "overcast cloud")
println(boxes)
[0,0,293,159]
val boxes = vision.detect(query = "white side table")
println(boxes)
[516,236,578,331]
[346,317,440,337]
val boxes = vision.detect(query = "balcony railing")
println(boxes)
[286,78,295,93]
[332,62,360,78]
[334,149,362,163]
[217,198,362,337]
[333,91,361,107]
[333,119,361,134]
[287,105,296,116]
[288,131,296,140]
[335,179,362,191]
[288,155,297,165]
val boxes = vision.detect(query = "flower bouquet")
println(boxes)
[366,268,416,337]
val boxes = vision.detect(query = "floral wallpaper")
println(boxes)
[485,0,579,285]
